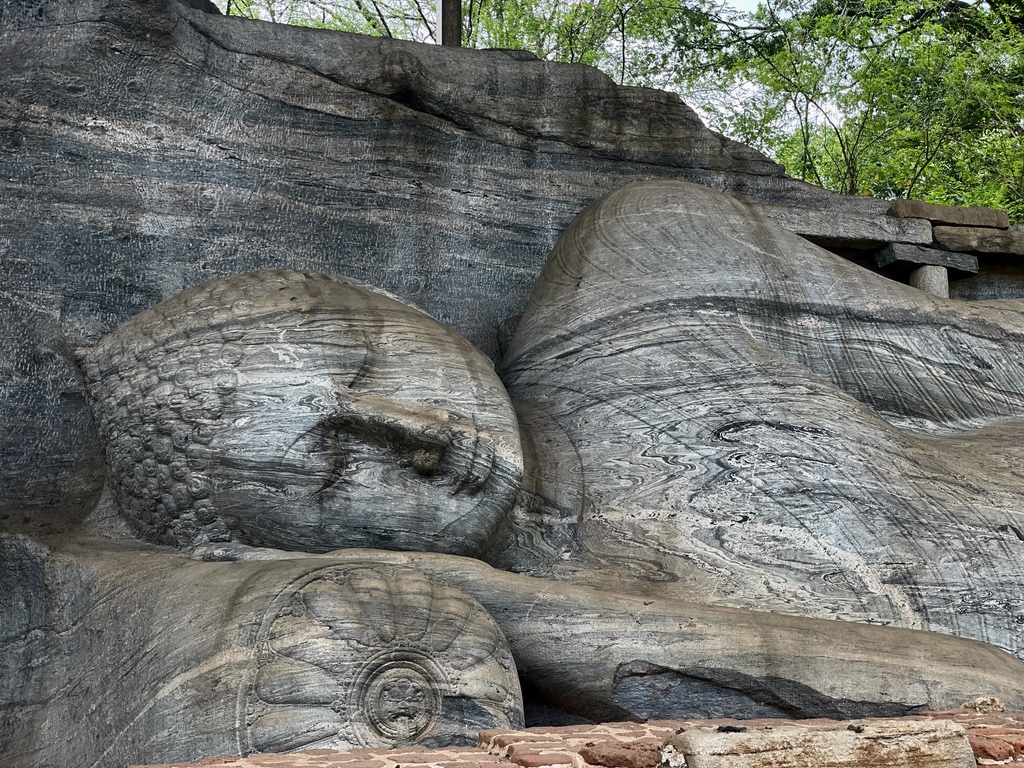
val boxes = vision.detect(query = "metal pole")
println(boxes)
[439,0,462,46]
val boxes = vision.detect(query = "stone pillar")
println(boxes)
[910,264,949,298]
[439,0,462,46]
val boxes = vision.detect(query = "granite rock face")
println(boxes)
[0,0,843,526]
[877,243,979,275]
[0,537,523,767]
[78,270,523,556]
[503,180,1024,658]
[5,1,1024,763]
[9,241,1024,766]
[192,547,1024,723]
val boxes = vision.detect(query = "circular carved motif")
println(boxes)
[364,660,440,742]
[238,563,522,755]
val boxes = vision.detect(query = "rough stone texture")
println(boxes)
[184,547,1024,722]
[951,256,1024,300]
[6,1,1024,762]
[12,183,1024,766]
[10,537,1024,768]
[877,243,979,275]
[78,270,523,556]
[754,203,933,247]
[922,710,1024,764]
[503,180,1024,658]
[0,0,844,527]
[909,264,950,298]
[131,745,503,768]
[576,738,662,768]
[0,0,961,529]
[663,720,975,768]
[887,200,1010,229]
[933,226,1024,255]
[0,538,523,768]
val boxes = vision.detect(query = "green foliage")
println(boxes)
[691,0,1024,219]
[217,0,1024,220]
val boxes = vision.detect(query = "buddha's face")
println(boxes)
[82,270,523,557]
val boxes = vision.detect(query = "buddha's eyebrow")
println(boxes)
[347,331,374,390]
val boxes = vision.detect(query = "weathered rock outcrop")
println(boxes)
[0,537,523,767]
[2,0,927,526]
[4,5,1024,765]
[503,180,1024,657]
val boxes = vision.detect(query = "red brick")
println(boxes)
[297,750,345,756]
[491,735,568,753]
[577,740,661,768]
[507,743,571,756]
[970,735,1015,762]
[477,730,514,745]
[509,752,573,767]
[536,726,609,736]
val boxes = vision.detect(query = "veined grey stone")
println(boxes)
[0,537,522,767]
[78,270,523,557]
[0,0,962,527]
[3,0,1024,760]
[503,180,1024,660]
[6,223,1024,766]
[754,204,933,247]
[192,546,1024,722]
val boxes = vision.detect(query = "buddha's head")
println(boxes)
[79,270,523,557]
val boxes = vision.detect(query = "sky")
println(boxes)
[729,0,764,11]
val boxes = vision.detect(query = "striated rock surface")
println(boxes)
[3,0,1019,528]
[188,547,1024,722]
[0,537,522,768]
[78,270,523,556]
[754,202,933,247]
[502,180,1024,658]
[877,243,979,275]
[0,0,841,525]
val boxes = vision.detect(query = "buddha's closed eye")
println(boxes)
[305,394,497,497]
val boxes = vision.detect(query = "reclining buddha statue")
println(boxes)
[4,180,1022,768]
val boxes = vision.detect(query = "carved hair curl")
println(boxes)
[79,269,365,547]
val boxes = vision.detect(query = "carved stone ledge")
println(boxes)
[933,226,1024,256]
[887,199,1010,230]
[877,242,979,275]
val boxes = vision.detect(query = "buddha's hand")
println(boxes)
[327,394,497,495]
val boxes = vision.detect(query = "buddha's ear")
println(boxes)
[82,478,134,539]
[72,344,92,388]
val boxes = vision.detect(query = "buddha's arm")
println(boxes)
[191,543,1024,720]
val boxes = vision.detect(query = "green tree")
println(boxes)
[609,0,1024,218]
